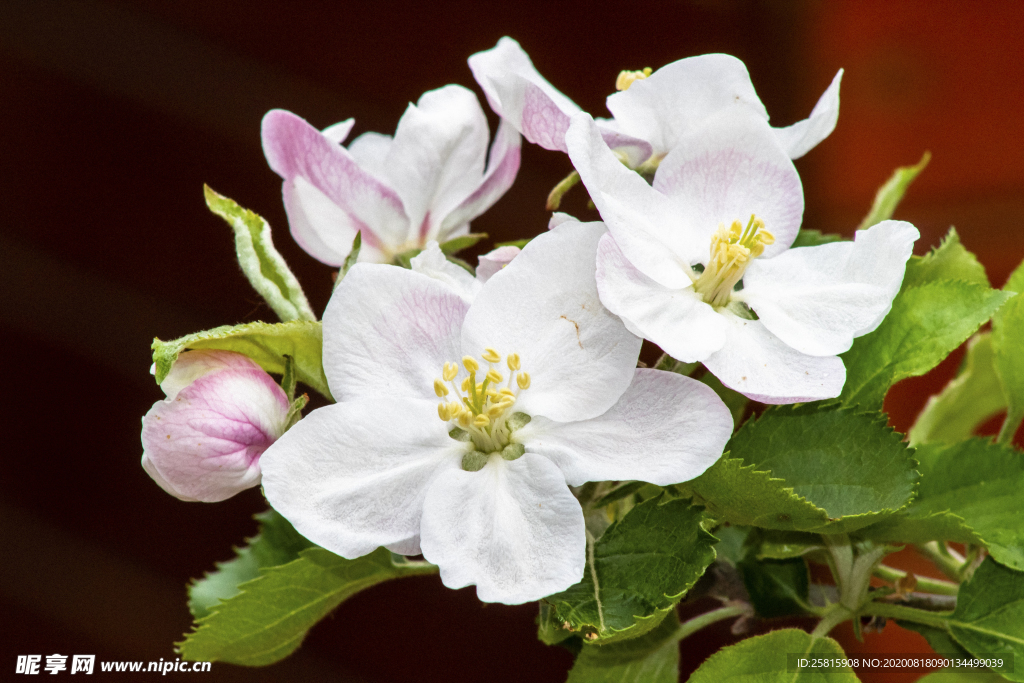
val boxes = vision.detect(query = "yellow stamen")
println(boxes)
[461,377,472,391]
[443,362,458,382]
[693,214,775,308]
[486,369,503,384]
[462,356,479,373]
[473,414,490,428]
[433,379,449,397]
[615,67,653,91]
[517,372,531,390]
[482,348,501,363]
[507,353,521,371]
[438,403,451,421]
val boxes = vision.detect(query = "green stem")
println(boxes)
[545,170,580,211]
[810,605,852,639]
[860,601,953,630]
[917,542,965,580]
[872,565,959,596]
[675,604,749,642]
[997,409,1023,446]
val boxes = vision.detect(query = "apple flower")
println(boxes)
[468,37,842,170]
[262,84,521,266]
[261,221,733,604]
[141,350,290,502]
[565,112,919,404]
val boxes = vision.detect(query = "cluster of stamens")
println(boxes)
[435,349,531,464]
[693,214,775,308]
[615,67,653,91]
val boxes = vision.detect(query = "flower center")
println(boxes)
[615,67,652,91]
[434,348,532,470]
[693,214,775,308]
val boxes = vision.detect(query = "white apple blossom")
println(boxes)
[565,111,919,404]
[262,84,521,266]
[468,36,842,169]
[261,221,733,604]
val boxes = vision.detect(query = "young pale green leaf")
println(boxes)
[738,556,811,618]
[903,228,990,289]
[332,232,362,292]
[992,259,1024,444]
[909,333,1006,446]
[565,610,681,683]
[947,557,1024,682]
[438,233,487,255]
[687,629,859,682]
[748,529,825,561]
[790,229,846,248]
[711,526,750,567]
[204,186,316,323]
[152,320,331,400]
[179,547,436,666]
[856,151,930,231]
[188,509,314,619]
[545,497,716,643]
[692,405,916,533]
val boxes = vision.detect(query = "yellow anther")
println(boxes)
[487,405,505,418]
[458,412,472,427]
[615,67,653,91]
[486,369,503,384]
[433,379,449,397]
[486,388,499,399]
[507,353,521,371]
[497,398,515,411]
[695,214,774,308]
[443,362,458,382]
[462,356,479,373]
[482,348,501,363]
[461,377,472,391]
[473,414,490,428]
[499,388,515,397]
[438,403,451,421]
[517,372,531,390]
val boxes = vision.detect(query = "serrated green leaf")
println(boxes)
[179,547,435,666]
[992,259,1024,444]
[840,279,1011,409]
[856,151,930,231]
[152,320,331,400]
[545,497,715,643]
[738,556,811,618]
[691,405,916,533]
[864,439,1024,570]
[901,622,972,659]
[947,558,1024,682]
[909,333,1006,446]
[687,629,859,682]
[438,233,487,255]
[566,609,680,683]
[904,228,990,289]
[791,229,847,248]
[188,509,314,619]
[204,186,316,323]
[712,526,750,567]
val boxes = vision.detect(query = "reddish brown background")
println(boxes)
[1,1,1022,681]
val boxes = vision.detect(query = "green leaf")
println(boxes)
[948,557,1024,682]
[711,525,750,567]
[687,629,859,682]
[992,259,1024,444]
[152,320,331,400]
[856,151,930,231]
[748,529,825,560]
[545,496,716,643]
[689,404,916,533]
[179,547,435,666]
[840,279,1011,410]
[790,229,846,248]
[909,333,1006,446]
[863,439,1024,570]
[738,556,811,618]
[565,610,680,683]
[188,509,314,620]
[903,229,990,289]
[332,231,362,292]
[204,186,316,322]
[901,622,972,659]
[438,233,487,255]
[916,671,1009,683]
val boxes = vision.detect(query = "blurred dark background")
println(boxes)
[2,1,1022,681]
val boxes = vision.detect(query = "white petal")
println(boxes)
[347,131,394,183]
[461,221,642,422]
[738,220,919,356]
[475,245,520,283]
[702,315,846,404]
[285,176,386,264]
[773,70,843,160]
[519,369,732,487]
[566,113,703,287]
[322,118,355,144]
[606,53,768,156]
[385,85,490,241]
[410,241,482,304]
[419,452,585,604]
[596,233,728,362]
[260,398,466,559]
[653,112,804,255]
[323,264,468,401]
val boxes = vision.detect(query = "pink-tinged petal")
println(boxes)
[141,365,290,502]
[261,398,466,559]
[461,221,642,422]
[596,233,728,362]
[653,112,804,256]
[738,220,919,356]
[475,245,520,283]
[410,241,482,304]
[596,123,654,168]
[773,70,843,160]
[159,349,263,399]
[566,113,703,287]
[262,109,409,264]
[438,118,522,237]
[419,452,585,604]
[702,315,846,404]
[384,85,490,243]
[518,77,575,152]
[346,131,393,183]
[606,53,768,156]
[520,369,732,487]
[323,263,468,401]
[321,118,355,145]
